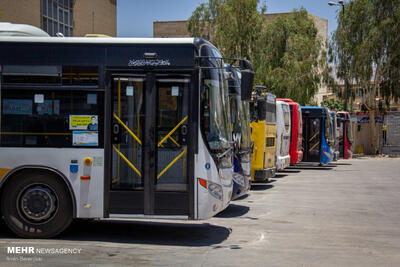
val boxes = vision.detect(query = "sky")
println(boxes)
[117,0,342,39]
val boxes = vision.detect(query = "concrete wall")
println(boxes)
[353,117,382,155]
[0,0,41,28]
[73,0,116,37]
[0,0,116,37]
[383,112,400,155]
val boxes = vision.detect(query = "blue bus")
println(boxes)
[301,106,333,165]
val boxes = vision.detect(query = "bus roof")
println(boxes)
[0,22,50,37]
[0,36,196,45]
[301,106,328,116]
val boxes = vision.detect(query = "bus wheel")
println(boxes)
[1,171,73,238]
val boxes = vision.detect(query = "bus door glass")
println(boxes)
[306,117,321,162]
[156,77,189,192]
[110,74,191,216]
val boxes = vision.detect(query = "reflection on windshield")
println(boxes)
[201,67,231,152]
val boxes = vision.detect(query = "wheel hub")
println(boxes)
[20,185,57,222]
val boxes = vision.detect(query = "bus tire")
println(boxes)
[1,171,73,238]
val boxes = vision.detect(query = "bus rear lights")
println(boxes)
[83,157,93,166]
[232,173,245,186]
[208,182,223,201]
[80,175,90,180]
[198,178,207,189]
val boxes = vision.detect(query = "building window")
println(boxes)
[42,0,73,36]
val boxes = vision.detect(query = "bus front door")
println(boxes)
[109,74,192,217]
[303,117,321,162]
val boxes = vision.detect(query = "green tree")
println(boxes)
[321,99,344,111]
[329,0,400,154]
[187,2,326,105]
[254,8,326,105]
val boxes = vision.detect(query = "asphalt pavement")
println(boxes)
[0,157,399,266]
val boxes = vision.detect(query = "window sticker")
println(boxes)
[72,131,98,146]
[37,100,60,115]
[2,99,32,115]
[34,94,44,104]
[171,86,179,96]
[69,115,98,130]
[126,86,134,96]
[87,94,97,104]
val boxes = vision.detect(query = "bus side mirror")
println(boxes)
[240,69,254,101]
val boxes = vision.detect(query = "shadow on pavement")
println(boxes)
[233,194,249,201]
[215,204,249,218]
[279,169,301,173]
[274,174,287,178]
[0,219,231,247]
[250,184,274,191]
[333,163,352,166]
[288,166,333,170]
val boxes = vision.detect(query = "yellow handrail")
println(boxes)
[157,147,187,180]
[309,131,320,142]
[113,145,141,177]
[309,141,320,152]
[113,113,142,145]
[158,116,188,147]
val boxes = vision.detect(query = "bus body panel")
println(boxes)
[337,111,353,159]
[250,120,266,181]
[277,98,303,164]
[0,147,104,218]
[276,101,291,170]
[195,130,232,219]
[0,36,232,228]
[265,123,277,175]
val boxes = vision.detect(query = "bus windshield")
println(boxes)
[228,67,251,151]
[200,58,231,152]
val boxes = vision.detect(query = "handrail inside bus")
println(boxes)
[112,145,141,177]
[157,147,187,180]
[158,116,187,148]
[113,113,142,145]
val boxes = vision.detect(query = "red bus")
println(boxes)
[337,111,353,159]
[277,98,303,164]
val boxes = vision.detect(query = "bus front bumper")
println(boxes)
[252,167,276,182]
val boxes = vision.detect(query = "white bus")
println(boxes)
[276,100,291,170]
[0,24,253,238]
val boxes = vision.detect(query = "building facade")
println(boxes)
[153,13,328,104]
[0,0,116,37]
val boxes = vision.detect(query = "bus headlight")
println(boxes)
[208,182,223,201]
[232,173,245,186]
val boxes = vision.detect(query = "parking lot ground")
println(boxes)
[0,157,399,266]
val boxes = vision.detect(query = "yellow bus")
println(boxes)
[250,87,277,182]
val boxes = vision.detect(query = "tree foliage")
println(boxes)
[187,1,326,105]
[329,0,400,153]
[321,99,344,111]
[254,9,326,105]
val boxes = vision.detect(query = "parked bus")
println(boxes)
[329,110,340,161]
[0,23,253,238]
[337,111,353,159]
[225,63,253,200]
[277,98,303,164]
[301,106,333,165]
[250,88,276,182]
[276,100,291,170]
